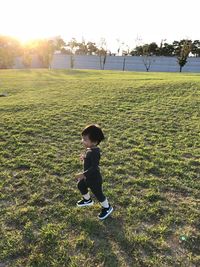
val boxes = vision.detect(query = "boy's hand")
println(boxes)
[75,173,85,181]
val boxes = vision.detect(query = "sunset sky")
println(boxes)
[1,0,199,52]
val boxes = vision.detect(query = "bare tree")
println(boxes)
[122,57,126,71]
[97,38,107,70]
[116,39,125,56]
[134,37,155,72]
[141,45,154,71]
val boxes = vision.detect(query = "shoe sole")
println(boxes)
[98,206,114,220]
[76,201,94,207]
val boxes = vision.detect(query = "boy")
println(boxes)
[75,124,113,220]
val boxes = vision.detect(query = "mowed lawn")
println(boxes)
[0,69,200,267]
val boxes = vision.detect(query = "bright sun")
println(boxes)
[1,0,200,50]
[1,0,75,43]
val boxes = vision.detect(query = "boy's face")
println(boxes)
[82,135,97,148]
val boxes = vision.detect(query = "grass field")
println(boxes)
[0,69,200,267]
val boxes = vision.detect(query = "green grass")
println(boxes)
[0,69,200,267]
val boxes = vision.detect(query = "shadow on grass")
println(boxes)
[33,69,104,80]
[79,215,135,267]
[78,211,173,267]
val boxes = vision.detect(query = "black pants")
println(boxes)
[77,178,106,202]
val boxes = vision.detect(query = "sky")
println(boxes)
[1,0,199,53]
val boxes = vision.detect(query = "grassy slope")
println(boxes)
[0,69,200,267]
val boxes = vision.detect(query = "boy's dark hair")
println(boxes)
[82,124,105,145]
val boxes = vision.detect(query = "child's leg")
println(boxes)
[89,180,113,219]
[77,179,94,207]
[88,180,108,205]
[77,179,91,200]
[100,198,109,208]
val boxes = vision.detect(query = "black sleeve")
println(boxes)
[83,149,100,179]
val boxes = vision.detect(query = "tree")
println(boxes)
[137,44,156,72]
[148,42,159,55]
[36,40,54,68]
[97,38,107,70]
[116,39,127,56]
[0,36,21,68]
[75,39,88,55]
[0,49,13,69]
[191,40,200,57]
[130,45,143,56]
[30,37,65,68]
[67,38,79,54]
[86,42,98,55]
[175,40,192,72]
[130,39,156,71]
[141,44,156,71]
[53,37,66,51]
[22,50,32,68]
[159,42,175,56]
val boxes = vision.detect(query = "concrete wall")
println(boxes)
[13,55,44,69]
[13,54,200,72]
[51,54,71,69]
[51,55,200,72]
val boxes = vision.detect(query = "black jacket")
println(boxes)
[83,147,102,180]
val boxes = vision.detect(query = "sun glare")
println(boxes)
[1,0,63,44]
[1,0,200,50]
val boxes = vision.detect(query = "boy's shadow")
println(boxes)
[80,214,134,267]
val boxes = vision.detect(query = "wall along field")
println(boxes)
[0,69,200,266]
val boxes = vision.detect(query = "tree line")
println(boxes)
[1,35,200,71]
